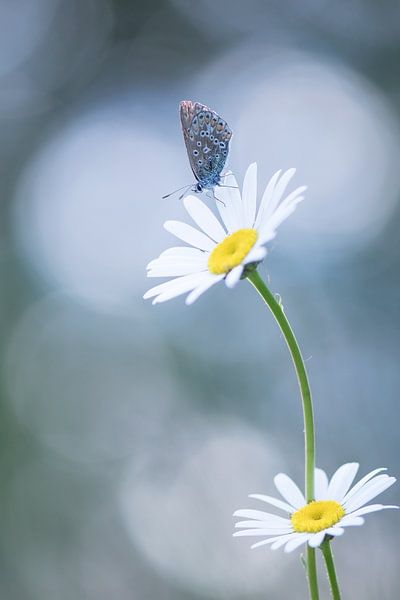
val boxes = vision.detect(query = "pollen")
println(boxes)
[291,500,345,533]
[208,229,258,275]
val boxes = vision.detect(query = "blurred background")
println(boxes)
[0,1,399,598]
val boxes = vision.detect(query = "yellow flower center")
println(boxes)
[208,229,258,275]
[291,501,345,533]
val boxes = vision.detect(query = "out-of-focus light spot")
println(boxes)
[0,0,59,78]
[192,46,400,256]
[12,104,182,311]
[4,294,182,463]
[120,419,294,597]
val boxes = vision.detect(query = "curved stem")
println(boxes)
[321,540,342,600]
[247,269,318,599]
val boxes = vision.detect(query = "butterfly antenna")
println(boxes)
[162,184,192,200]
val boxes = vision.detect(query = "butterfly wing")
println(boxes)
[180,100,232,188]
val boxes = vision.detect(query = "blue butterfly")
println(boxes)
[180,100,232,193]
[163,101,232,199]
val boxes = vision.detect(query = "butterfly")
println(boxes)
[163,101,232,199]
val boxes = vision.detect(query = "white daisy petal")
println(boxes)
[143,272,209,302]
[251,533,296,550]
[315,468,329,499]
[257,168,296,227]
[284,533,311,553]
[233,527,293,537]
[235,520,292,531]
[274,473,306,509]
[260,196,304,237]
[325,527,344,537]
[147,255,207,270]
[254,169,282,229]
[248,493,295,513]
[147,258,208,277]
[159,246,206,259]
[308,531,326,548]
[270,533,298,550]
[233,509,290,525]
[348,504,399,518]
[164,220,216,251]
[184,195,227,242]
[216,172,243,232]
[339,516,365,527]
[344,476,396,513]
[342,468,387,504]
[327,463,359,502]
[225,265,243,288]
[242,246,267,265]
[185,274,224,305]
[242,162,257,227]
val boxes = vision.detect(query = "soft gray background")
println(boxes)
[0,1,399,598]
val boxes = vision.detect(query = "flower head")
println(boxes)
[144,163,306,305]
[233,463,397,553]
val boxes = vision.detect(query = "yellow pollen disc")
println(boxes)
[208,229,258,275]
[291,500,345,533]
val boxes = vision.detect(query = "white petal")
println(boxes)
[274,473,306,509]
[308,532,326,548]
[254,169,282,229]
[143,272,209,303]
[256,229,277,246]
[342,468,387,504]
[251,533,295,550]
[242,246,267,265]
[284,533,311,553]
[233,527,293,537]
[216,172,243,232]
[314,468,329,499]
[248,493,295,513]
[255,168,296,229]
[259,195,303,237]
[242,162,257,227]
[233,509,290,525]
[185,274,223,305]
[225,265,243,288]
[348,504,399,518]
[184,195,226,242]
[271,533,299,550]
[339,516,365,527]
[327,463,359,502]
[164,220,216,251]
[159,246,206,259]
[235,520,292,530]
[325,527,344,537]
[344,476,396,513]
[148,263,207,277]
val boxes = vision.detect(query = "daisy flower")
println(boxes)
[144,163,306,305]
[233,463,397,553]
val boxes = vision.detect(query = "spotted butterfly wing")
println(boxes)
[180,100,232,192]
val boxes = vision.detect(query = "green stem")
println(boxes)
[321,540,342,600]
[247,269,319,600]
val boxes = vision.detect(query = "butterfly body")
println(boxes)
[180,100,232,193]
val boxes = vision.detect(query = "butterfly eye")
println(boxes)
[197,159,203,165]
[193,149,199,156]
[198,113,204,121]
[210,135,214,141]
[196,141,202,147]
[219,141,226,148]
[213,138,219,145]
[223,150,227,156]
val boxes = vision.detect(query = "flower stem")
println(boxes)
[246,269,319,600]
[321,540,342,600]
